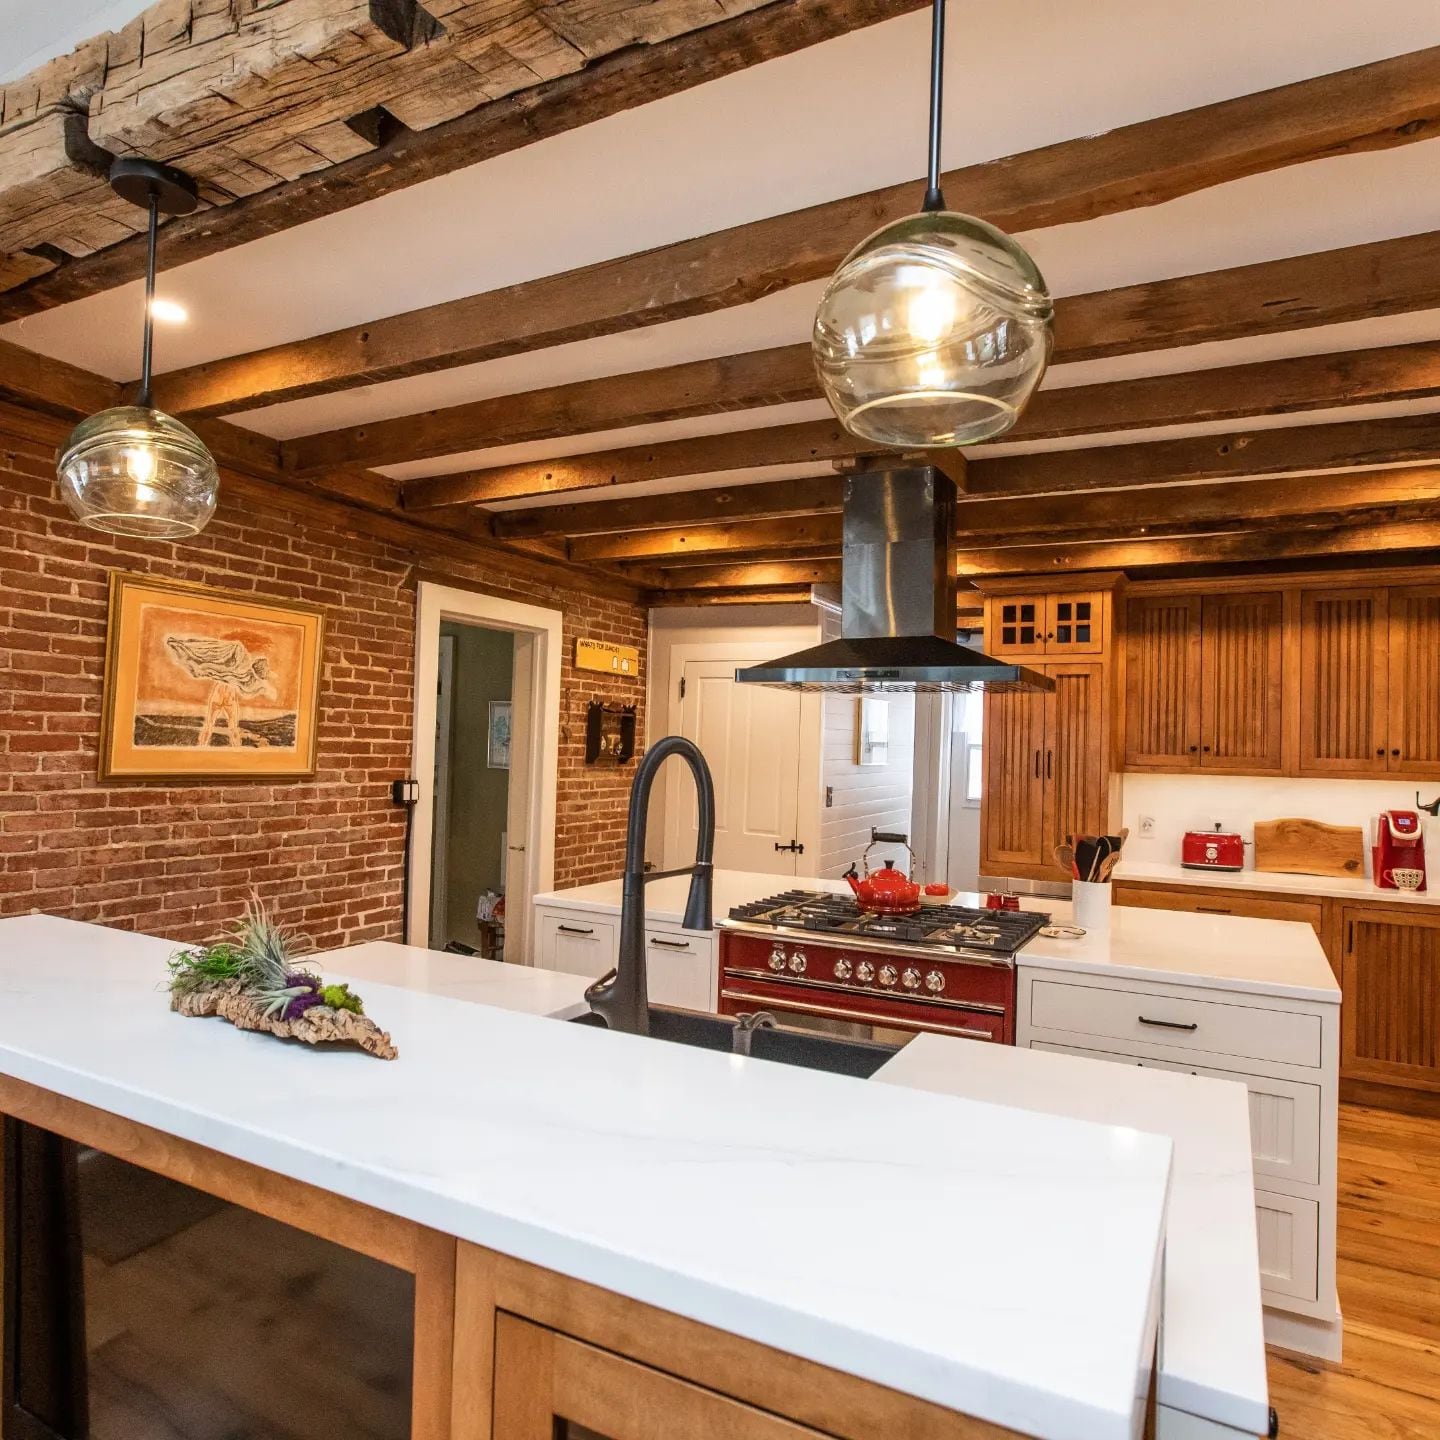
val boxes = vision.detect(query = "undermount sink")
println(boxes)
[570,1004,904,1079]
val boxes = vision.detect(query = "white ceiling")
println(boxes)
[0,0,149,83]
[5,0,1440,495]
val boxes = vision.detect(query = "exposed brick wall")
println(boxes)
[0,415,646,950]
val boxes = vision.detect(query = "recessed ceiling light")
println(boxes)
[150,297,188,324]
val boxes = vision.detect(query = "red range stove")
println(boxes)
[718,891,1049,1047]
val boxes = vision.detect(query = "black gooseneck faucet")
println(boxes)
[584,736,715,1035]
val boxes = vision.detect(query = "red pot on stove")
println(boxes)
[843,831,922,914]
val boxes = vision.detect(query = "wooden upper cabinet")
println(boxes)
[980,686,1047,871]
[1044,662,1109,861]
[987,594,1048,657]
[1388,585,1440,777]
[1297,588,1389,775]
[1200,592,1284,772]
[1124,594,1202,768]
[1046,592,1106,655]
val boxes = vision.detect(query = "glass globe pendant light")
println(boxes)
[57,157,219,538]
[812,0,1054,448]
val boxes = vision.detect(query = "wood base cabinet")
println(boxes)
[1339,905,1440,1092]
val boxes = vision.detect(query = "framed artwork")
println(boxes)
[856,696,890,767]
[100,572,324,780]
[487,700,512,770]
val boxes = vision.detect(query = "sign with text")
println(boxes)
[575,638,640,677]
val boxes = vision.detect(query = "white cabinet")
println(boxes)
[533,905,717,1012]
[1019,965,1338,1335]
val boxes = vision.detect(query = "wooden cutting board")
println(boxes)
[1253,818,1366,877]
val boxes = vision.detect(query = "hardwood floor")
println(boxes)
[1267,1104,1440,1439]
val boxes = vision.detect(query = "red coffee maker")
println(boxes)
[1374,810,1427,892]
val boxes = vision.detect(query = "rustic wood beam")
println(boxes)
[651,559,842,589]
[488,474,845,538]
[286,235,1440,475]
[967,412,1440,496]
[405,423,858,511]
[954,465,1440,537]
[283,346,819,476]
[574,515,842,562]
[145,45,1440,416]
[0,0,928,321]
[646,585,820,607]
[0,334,120,418]
[952,519,1440,577]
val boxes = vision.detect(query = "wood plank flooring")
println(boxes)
[1267,1104,1440,1439]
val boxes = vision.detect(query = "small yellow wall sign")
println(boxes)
[575,638,640,677]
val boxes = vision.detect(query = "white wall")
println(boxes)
[1121,773,1440,877]
[819,692,916,879]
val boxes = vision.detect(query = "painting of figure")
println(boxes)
[100,573,324,779]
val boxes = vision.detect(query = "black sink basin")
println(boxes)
[570,1004,904,1078]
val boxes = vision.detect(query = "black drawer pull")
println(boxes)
[1195,906,1232,915]
[1138,1015,1199,1032]
[648,938,691,950]
[557,924,595,936]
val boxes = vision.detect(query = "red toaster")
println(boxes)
[1182,825,1245,871]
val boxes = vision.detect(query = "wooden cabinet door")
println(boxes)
[1123,594,1201,768]
[980,686,1047,871]
[1387,585,1440,777]
[986,594,1047,657]
[1200,592,1284,772]
[1297,588,1389,775]
[1045,591,1105,655]
[1043,662,1108,868]
[1340,906,1440,1092]
[493,1314,827,1439]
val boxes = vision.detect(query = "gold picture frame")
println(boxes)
[99,572,325,781]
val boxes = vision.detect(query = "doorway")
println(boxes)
[411,582,562,964]
[430,621,515,954]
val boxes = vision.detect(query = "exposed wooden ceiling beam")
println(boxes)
[283,346,818,476]
[952,519,1440,577]
[652,559,842,589]
[954,465,1440,537]
[630,542,845,570]
[488,473,846,538]
[966,412,1440,496]
[284,235,1440,475]
[646,585,821,607]
[404,422,860,511]
[576,513,843,562]
[145,45,1440,416]
[0,0,927,322]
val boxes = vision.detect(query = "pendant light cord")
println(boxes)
[922,0,946,213]
[136,189,159,408]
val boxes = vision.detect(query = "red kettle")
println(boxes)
[844,831,922,914]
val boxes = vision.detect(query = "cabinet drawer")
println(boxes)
[1255,1189,1320,1303]
[1029,978,1323,1068]
[1031,1041,1322,1184]
[536,911,618,980]
[1113,883,1323,930]
[644,927,716,1013]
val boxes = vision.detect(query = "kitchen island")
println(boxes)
[0,914,1172,1440]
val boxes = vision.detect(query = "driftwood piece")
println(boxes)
[172,979,399,1060]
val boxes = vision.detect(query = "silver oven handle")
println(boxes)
[719,989,996,1042]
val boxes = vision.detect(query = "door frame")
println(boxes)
[430,631,457,945]
[411,582,563,960]
[657,640,823,872]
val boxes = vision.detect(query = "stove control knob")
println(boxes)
[788,951,807,975]
[768,945,786,973]
[878,964,898,987]
[901,966,921,990]
[856,960,875,983]
[925,969,945,993]
[833,958,853,980]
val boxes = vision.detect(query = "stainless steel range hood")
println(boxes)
[736,464,1052,694]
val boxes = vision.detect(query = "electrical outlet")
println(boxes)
[1138,814,1156,837]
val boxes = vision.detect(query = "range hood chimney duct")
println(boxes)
[737,464,1052,695]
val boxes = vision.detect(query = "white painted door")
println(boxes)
[665,660,804,875]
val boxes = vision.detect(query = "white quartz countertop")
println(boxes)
[534,868,851,924]
[1012,894,1340,1004]
[1115,858,1440,908]
[875,1037,1268,1436]
[0,915,1171,1440]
